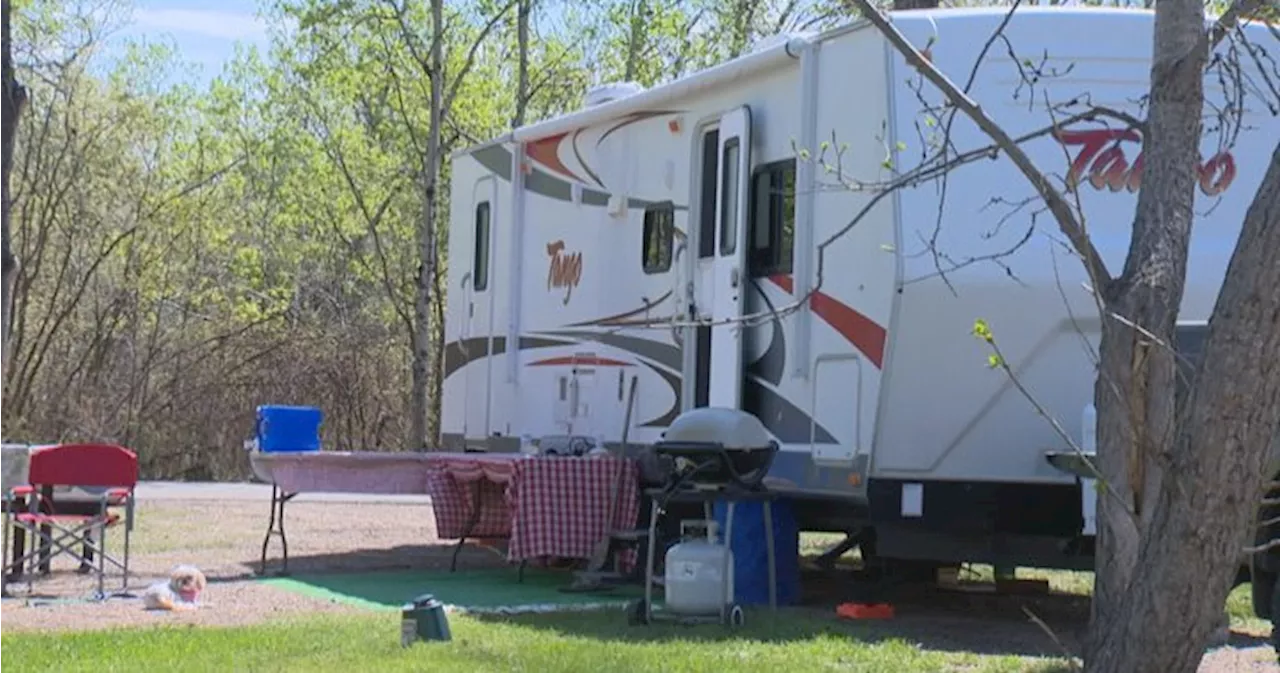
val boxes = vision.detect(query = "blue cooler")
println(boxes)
[256,405,323,453]
[713,498,800,606]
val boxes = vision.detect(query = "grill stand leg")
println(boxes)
[723,502,735,620]
[258,485,296,576]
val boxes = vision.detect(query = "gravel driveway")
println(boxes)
[1,490,505,633]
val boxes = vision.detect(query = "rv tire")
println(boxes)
[1253,565,1277,621]
[1271,583,1280,659]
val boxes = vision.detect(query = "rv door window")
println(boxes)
[473,201,491,292]
[698,129,719,258]
[719,138,741,256]
[642,203,675,274]
[748,160,796,277]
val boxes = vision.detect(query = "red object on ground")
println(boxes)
[836,602,896,620]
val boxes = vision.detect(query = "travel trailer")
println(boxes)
[441,5,1280,588]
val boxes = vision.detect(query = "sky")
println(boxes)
[108,0,273,87]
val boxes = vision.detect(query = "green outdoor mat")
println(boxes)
[260,568,647,613]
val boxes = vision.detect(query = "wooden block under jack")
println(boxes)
[994,578,1051,595]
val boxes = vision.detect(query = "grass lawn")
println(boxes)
[2,608,1072,673]
[3,531,1265,672]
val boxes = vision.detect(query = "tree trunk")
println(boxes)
[514,0,530,128]
[1,0,25,391]
[1090,141,1280,673]
[1086,0,1245,669]
[728,0,757,58]
[623,0,646,83]
[410,0,445,451]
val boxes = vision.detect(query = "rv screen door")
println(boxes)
[708,106,752,408]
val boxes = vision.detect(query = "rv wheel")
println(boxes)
[727,604,745,628]
[1253,566,1277,620]
[1271,585,1280,658]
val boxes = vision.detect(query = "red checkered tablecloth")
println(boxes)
[508,456,639,569]
[424,453,641,570]
[423,454,519,539]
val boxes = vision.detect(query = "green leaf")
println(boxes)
[971,318,994,343]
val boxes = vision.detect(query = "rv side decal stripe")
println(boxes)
[767,274,887,369]
[527,356,634,367]
[443,331,836,442]
[472,144,688,213]
[566,291,674,328]
[526,131,586,184]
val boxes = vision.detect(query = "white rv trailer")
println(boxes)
[442,7,1280,571]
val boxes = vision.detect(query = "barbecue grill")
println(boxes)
[627,407,782,628]
[650,407,778,495]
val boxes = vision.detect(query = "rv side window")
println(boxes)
[473,201,491,292]
[719,138,741,256]
[748,160,795,277]
[642,203,674,274]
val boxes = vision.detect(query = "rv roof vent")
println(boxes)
[584,81,645,108]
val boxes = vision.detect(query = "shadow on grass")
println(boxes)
[251,549,1264,667]
[472,605,1083,666]
[253,550,1090,660]
[459,567,1095,662]
[249,540,513,577]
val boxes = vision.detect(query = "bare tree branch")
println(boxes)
[844,0,1113,289]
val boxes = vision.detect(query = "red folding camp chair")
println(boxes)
[1,443,137,599]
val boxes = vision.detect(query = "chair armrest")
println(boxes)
[100,487,133,506]
[8,485,34,498]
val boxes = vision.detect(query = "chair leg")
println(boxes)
[1,509,9,597]
[121,518,132,593]
[76,528,95,574]
[76,527,93,575]
[96,524,107,600]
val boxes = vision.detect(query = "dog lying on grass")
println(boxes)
[142,564,206,611]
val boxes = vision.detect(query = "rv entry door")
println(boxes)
[465,177,497,443]
[708,106,752,408]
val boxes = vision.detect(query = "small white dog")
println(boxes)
[142,564,207,611]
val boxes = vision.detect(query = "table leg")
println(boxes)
[450,481,486,572]
[258,485,297,576]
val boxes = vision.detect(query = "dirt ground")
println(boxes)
[0,497,508,633]
[0,494,1276,671]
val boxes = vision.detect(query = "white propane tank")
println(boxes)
[663,521,733,615]
[1081,402,1098,536]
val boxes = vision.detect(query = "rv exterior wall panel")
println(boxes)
[872,8,1277,483]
